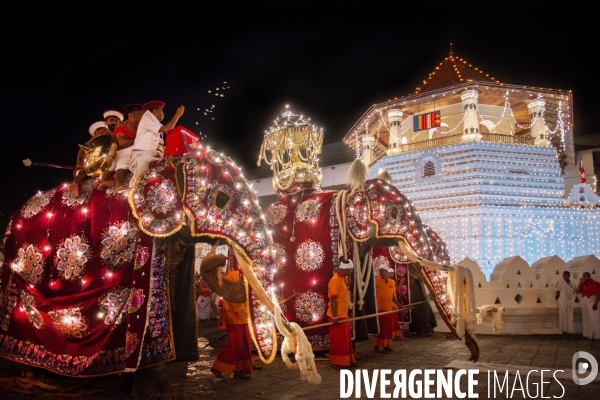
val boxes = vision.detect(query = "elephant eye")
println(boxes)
[389,205,399,220]
[214,189,231,210]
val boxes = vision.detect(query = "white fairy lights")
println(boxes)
[368,137,599,276]
[257,106,324,191]
[343,52,572,168]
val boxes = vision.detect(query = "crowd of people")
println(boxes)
[70,100,198,197]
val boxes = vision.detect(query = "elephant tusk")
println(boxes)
[233,247,295,334]
[397,240,449,272]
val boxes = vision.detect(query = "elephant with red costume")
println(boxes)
[258,107,479,361]
[1,137,320,398]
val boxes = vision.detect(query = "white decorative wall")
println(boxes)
[434,255,600,335]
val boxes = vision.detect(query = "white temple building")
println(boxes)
[342,46,600,278]
[246,47,600,333]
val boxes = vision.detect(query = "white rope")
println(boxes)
[477,305,505,333]
[446,264,478,341]
[335,190,349,260]
[353,242,372,311]
[271,291,321,384]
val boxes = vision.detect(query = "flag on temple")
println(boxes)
[413,111,441,131]
[579,155,586,183]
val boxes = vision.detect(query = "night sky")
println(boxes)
[0,3,593,231]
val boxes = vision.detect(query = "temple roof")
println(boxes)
[415,44,500,94]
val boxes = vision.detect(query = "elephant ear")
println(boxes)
[345,190,371,241]
[364,179,430,258]
[178,149,268,265]
[129,158,185,237]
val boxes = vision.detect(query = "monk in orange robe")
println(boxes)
[374,266,401,352]
[211,269,252,379]
[327,260,357,367]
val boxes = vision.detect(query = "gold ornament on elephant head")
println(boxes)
[257,106,323,196]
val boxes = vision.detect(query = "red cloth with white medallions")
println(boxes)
[265,190,339,350]
[0,178,163,376]
[1,148,278,375]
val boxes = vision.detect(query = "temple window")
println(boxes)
[423,161,436,177]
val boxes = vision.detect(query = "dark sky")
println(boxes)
[0,2,593,229]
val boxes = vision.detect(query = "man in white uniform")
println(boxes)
[555,271,575,334]
[129,100,184,185]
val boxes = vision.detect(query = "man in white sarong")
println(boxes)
[576,272,600,339]
[555,271,575,334]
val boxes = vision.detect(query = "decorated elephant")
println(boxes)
[257,108,479,360]
[0,148,301,398]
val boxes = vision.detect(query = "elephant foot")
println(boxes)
[132,364,174,400]
[97,181,115,191]
[463,332,479,362]
[69,183,79,198]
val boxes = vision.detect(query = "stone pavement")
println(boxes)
[1,319,599,399]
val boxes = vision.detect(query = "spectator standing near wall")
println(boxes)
[576,272,600,339]
[555,271,575,334]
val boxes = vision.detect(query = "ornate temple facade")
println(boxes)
[343,47,600,277]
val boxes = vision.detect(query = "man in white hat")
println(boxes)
[97,104,144,193]
[103,109,124,134]
[326,259,357,368]
[69,121,110,197]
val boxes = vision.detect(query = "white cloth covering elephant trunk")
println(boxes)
[397,240,478,342]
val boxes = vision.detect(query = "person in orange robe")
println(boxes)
[327,259,357,368]
[211,269,253,379]
[374,266,401,352]
[387,267,404,341]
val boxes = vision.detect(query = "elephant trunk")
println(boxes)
[232,247,274,310]
[398,240,480,362]
[397,240,448,272]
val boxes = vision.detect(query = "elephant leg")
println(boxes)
[132,364,173,400]
[408,276,436,337]
[170,245,200,362]
[132,247,197,400]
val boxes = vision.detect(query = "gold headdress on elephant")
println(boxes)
[257,105,323,198]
